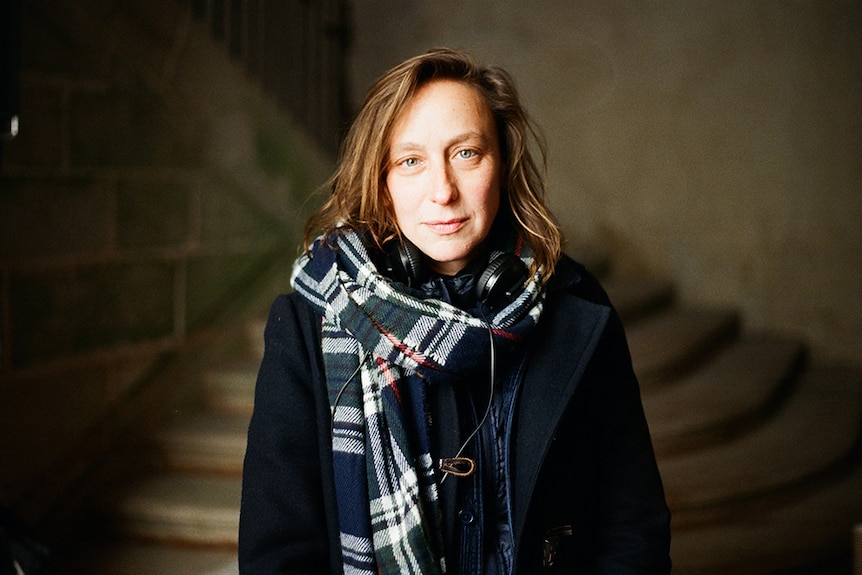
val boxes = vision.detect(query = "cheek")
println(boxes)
[479,176,502,217]
[385,179,414,224]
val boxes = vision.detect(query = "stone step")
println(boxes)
[155,412,250,475]
[643,335,806,455]
[243,317,267,361]
[63,541,238,575]
[106,473,241,546]
[671,372,862,575]
[661,364,862,525]
[626,307,740,386]
[602,275,675,322]
[673,468,862,574]
[203,362,258,415]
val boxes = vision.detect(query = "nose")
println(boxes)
[429,162,458,205]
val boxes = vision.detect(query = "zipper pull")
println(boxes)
[439,457,476,477]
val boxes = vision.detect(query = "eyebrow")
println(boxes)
[389,131,489,155]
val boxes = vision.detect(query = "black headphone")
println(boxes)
[381,238,529,310]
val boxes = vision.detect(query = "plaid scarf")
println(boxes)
[291,229,545,575]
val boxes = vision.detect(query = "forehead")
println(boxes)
[389,79,496,141]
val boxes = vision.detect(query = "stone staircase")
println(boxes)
[62,268,862,574]
[59,323,262,574]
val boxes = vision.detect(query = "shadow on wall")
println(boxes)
[347,0,862,365]
[0,0,333,547]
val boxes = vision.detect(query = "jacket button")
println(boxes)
[458,509,475,525]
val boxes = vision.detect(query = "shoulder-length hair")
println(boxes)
[304,48,563,278]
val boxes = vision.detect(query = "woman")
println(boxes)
[239,48,671,574]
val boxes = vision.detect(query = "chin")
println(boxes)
[425,250,475,275]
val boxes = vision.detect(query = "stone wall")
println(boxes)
[0,0,331,531]
[348,1,862,364]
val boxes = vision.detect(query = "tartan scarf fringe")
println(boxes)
[291,229,545,575]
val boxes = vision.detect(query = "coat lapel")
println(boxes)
[511,292,610,544]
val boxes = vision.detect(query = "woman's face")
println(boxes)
[385,79,502,276]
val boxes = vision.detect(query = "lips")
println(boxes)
[425,218,467,234]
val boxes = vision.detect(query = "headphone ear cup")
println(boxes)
[385,238,425,287]
[476,254,529,309]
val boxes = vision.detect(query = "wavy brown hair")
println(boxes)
[304,48,563,278]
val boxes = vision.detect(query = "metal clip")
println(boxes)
[542,524,573,568]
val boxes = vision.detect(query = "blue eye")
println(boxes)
[402,157,419,167]
[458,149,476,159]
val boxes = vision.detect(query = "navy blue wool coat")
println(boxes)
[239,256,671,574]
